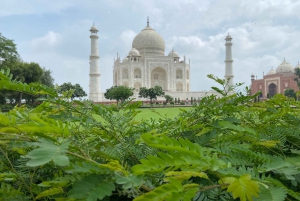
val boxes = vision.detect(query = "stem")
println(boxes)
[197,183,229,193]
[0,146,35,199]
[0,138,32,141]
[66,151,98,165]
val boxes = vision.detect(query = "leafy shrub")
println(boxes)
[0,70,300,201]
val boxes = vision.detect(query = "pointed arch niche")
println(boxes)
[134,68,141,78]
[176,69,182,79]
[151,67,167,90]
[122,68,128,79]
[134,82,142,92]
[176,82,183,91]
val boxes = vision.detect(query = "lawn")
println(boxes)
[93,106,193,122]
[135,107,193,121]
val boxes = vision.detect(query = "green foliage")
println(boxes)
[164,94,173,103]
[139,86,165,104]
[284,88,296,100]
[0,33,19,68]
[68,174,115,201]
[26,139,70,167]
[58,82,87,100]
[220,174,259,201]
[104,85,134,105]
[1,71,300,200]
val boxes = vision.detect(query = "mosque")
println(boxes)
[251,60,300,99]
[88,19,234,102]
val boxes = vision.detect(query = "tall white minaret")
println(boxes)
[89,24,101,102]
[225,33,234,90]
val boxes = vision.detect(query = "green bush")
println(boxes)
[1,71,300,201]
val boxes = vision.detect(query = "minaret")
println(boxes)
[225,33,234,90]
[89,24,101,102]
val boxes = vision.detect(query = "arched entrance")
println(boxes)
[134,68,141,78]
[134,82,142,92]
[176,82,183,91]
[268,83,277,98]
[151,67,167,90]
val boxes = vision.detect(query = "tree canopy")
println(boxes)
[58,82,87,100]
[139,86,165,103]
[164,94,173,104]
[0,33,54,105]
[0,33,19,68]
[284,88,296,100]
[104,85,134,105]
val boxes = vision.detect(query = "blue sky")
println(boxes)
[1,0,300,94]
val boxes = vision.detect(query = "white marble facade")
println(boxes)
[113,21,190,93]
[88,20,233,102]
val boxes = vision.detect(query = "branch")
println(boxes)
[197,183,229,193]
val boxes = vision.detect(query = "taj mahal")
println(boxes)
[88,19,234,102]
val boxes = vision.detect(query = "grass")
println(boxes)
[135,107,192,121]
[93,106,193,122]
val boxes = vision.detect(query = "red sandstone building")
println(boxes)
[251,59,300,99]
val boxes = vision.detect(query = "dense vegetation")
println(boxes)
[0,33,55,106]
[1,69,300,201]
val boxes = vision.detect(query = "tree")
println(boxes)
[58,82,87,100]
[40,67,54,87]
[104,86,134,105]
[0,33,19,69]
[284,88,296,100]
[1,33,54,105]
[164,94,173,104]
[139,86,165,105]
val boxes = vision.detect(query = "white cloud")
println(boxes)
[30,31,62,51]
[118,29,136,52]
[2,0,300,94]
[0,1,71,16]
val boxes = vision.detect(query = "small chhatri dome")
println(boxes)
[128,48,140,56]
[132,17,165,56]
[122,57,128,62]
[168,49,179,57]
[275,59,294,73]
[267,67,276,75]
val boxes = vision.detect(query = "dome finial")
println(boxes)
[284,57,286,61]
[147,16,149,27]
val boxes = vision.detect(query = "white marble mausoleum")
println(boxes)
[88,19,234,103]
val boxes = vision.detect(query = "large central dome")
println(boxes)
[132,25,165,56]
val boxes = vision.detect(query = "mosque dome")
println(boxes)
[168,49,179,57]
[295,62,300,69]
[276,59,294,73]
[132,25,165,56]
[267,68,276,75]
[128,48,140,56]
